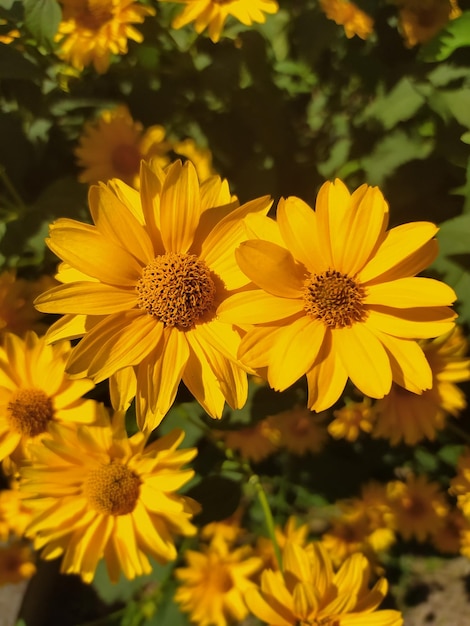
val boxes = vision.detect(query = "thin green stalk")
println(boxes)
[0,165,26,212]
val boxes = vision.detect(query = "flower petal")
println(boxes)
[306,335,348,411]
[217,290,303,324]
[366,306,456,339]
[35,282,138,315]
[364,277,456,308]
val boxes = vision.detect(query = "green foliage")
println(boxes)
[23,0,61,49]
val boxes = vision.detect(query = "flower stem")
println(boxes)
[0,165,26,213]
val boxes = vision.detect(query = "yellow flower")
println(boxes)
[320,0,374,39]
[175,538,262,626]
[0,331,98,468]
[256,515,309,570]
[373,326,470,446]
[214,419,280,463]
[200,507,245,547]
[0,20,20,45]
[395,0,461,47]
[218,179,456,413]
[267,406,327,456]
[173,138,215,183]
[75,105,170,188]
[387,474,448,542]
[329,397,375,442]
[160,0,279,43]
[35,160,272,430]
[0,542,36,586]
[20,415,198,583]
[431,508,467,555]
[0,485,32,541]
[449,448,470,518]
[246,541,403,626]
[56,0,155,73]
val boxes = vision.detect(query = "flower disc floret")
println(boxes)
[7,389,54,438]
[84,462,141,515]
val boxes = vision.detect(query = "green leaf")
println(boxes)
[420,12,470,61]
[361,77,426,130]
[23,0,61,48]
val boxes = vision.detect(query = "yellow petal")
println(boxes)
[245,588,293,626]
[364,277,456,308]
[366,307,456,339]
[35,282,138,315]
[139,161,165,253]
[306,336,348,411]
[109,367,137,412]
[217,290,303,324]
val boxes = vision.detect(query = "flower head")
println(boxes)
[218,179,456,413]
[320,0,374,39]
[0,485,32,541]
[214,418,280,463]
[175,537,262,626]
[449,448,470,518]
[0,331,98,469]
[395,0,461,47]
[329,397,375,442]
[246,541,403,626]
[20,414,198,582]
[0,542,36,585]
[56,0,155,73]
[35,160,272,430]
[267,406,327,455]
[373,326,470,446]
[256,515,309,570]
[160,0,279,43]
[75,105,170,187]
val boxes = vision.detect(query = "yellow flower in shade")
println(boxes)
[0,485,32,541]
[395,0,461,47]
[246,541,403,626]
[431,508,467,555]
[0,542,36,586]
[449,448,470,518]
[373,326,470,446]
[214,418,280,463]
[56,0,155,73]
[0,20,20,45]
[329,397,375,442]
[173,138,215,183]
[200,507,245,548]
[35,160,272,430]
[320,0,374,39]
[218,179,457,413]
[20,415,199,583]
[0,271,56,336]
[256,515,309,570]
[0,331,98,469]
[75,106,170,188]
[160,0,279,43]
[387,474,448,543]
[175,538,262,626]
[267,407,327,456]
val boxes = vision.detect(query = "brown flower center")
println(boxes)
[76,0,114,30]
[136,252,217,329]
[84,462,141,516]
[111,144,142,178]
[7,389,54,437]
[302,270,366,328]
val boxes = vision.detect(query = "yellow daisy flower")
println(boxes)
[0,485,32,541]
[395,0,461,47]
[214,418,280,463]
[75,105,170,188]
[387,474,448,542]
[218,179,456,413]
[246,541,403,626]
[329,397,375,442]
[20,416,198,583]
[175,537,262,626]
[320,0,374,40]
[373,326,470,446]
[0,542,36,586]
[0,331,98,468]
[35,160,272,430]
[449,448,470,518]
[267,406,327,456]
[160,0,279,43]
[56,0,155,73]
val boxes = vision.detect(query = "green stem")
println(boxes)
[0,165,26,212]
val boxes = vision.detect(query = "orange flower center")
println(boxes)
[76,0,114,30]
[7,389,54,437]
[136,252,217,329]
[111,144,142,178]
[302,270,366,328]
[84,462,141,515]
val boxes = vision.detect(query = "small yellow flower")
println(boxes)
[20,415,199,582]
[160,0,279,43]
[214,419,280,463]
[0,331,98,469]
[395,0,461,47]
[175,537,262,626]
[75,105,170,187]
[0,542,36,586]
[373,326,470,446]
[449,448,470,518]
[387,474,448,542]
[56,0,155,73]
[246,541,403,626]
[329,397,375,441]
[320,0,374,39]
[267,406,327,456]
[0,485,32,541]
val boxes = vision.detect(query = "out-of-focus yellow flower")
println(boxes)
[0,271,56,336]
[0,485,32,541]
[395,0,461,47]
[214,419,280,463]
[256,516,309,570]
[20,415,199,583]
[160,0,279,43]
[75,105,170,188]
[267,407,327,456]
[218,179,456,413]
[246,541,403,626]
[431,508,467,555]
[56,0,155,73]
[200,507,245,548]
[0,20,20,44]
[35,160,272,430]
[0,331,98,469]
[175,537,262,626]
[173,138,215,183]
[387,474,448,542]
[329,397,375,441]
[0,542,36,586]
[449,448,470,519]
[373,326,470,446]
[320,0,374,39]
